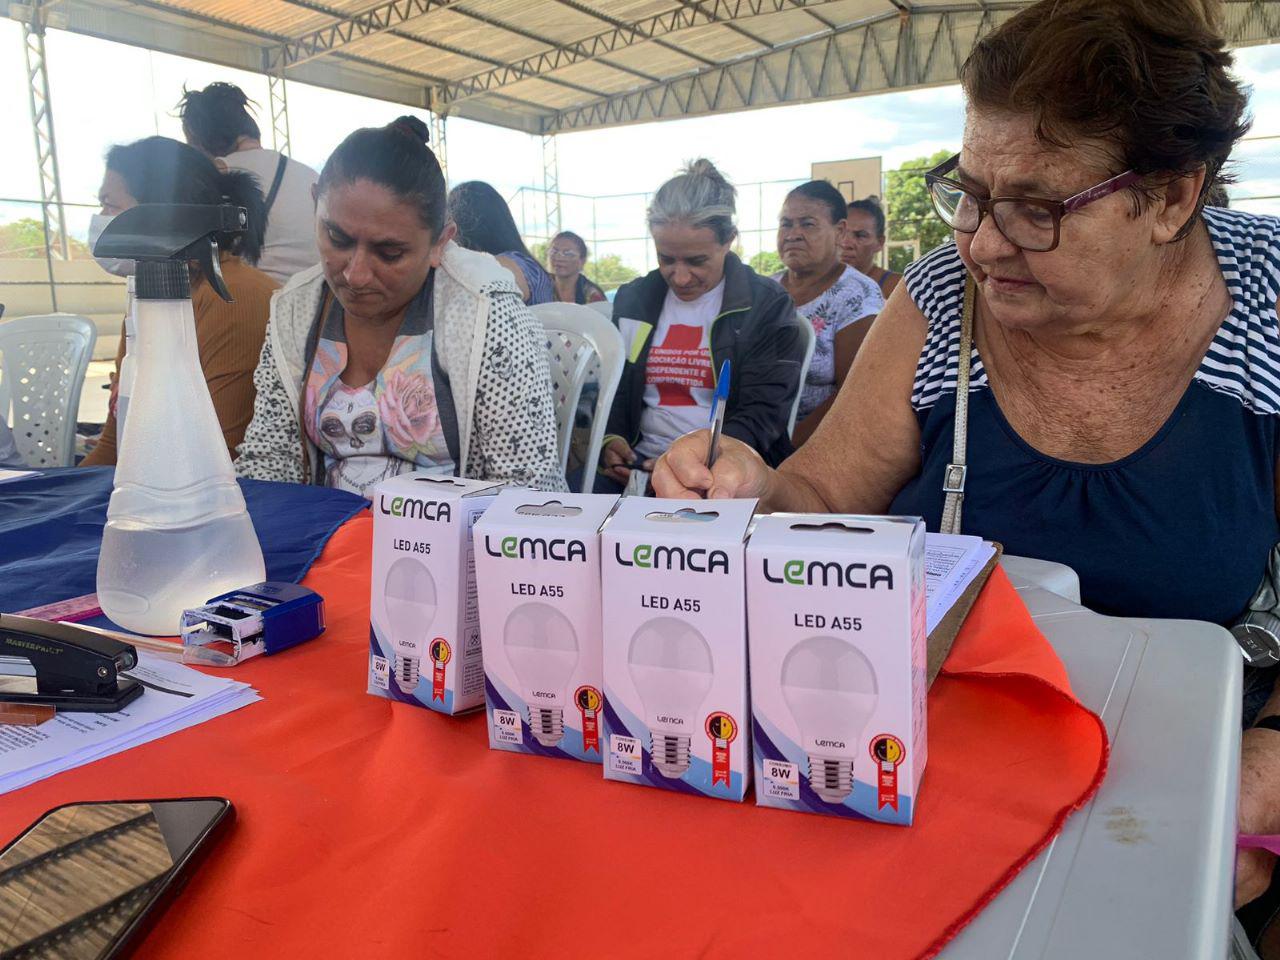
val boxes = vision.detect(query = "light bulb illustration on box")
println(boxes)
[503,602,579,746]
[628,616,714,778]
[781,635,879,804]
[383,556,438,694]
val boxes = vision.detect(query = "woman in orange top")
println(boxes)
[82,137,277,465]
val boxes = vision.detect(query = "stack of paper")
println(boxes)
[925,533,997,634]
[0,653,260,795]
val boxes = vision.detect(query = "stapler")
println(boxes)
[0,614,143,712]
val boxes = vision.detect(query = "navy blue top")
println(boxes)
[890,208,1280,624]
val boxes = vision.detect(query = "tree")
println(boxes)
[883,148,955,273]
[585,253,639,290]
[527,240,549,267]
[0,218,90,259]
[749,250,783,277]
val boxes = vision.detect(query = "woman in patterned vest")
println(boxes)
[235,117,566,497]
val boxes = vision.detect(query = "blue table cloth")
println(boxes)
[0,468,367,616]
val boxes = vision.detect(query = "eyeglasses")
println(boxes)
[549,247,581,259]
[924,154,1141,253]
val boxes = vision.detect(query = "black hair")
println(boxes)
[847,196,887,237]
[105,135,266,264]
[176,82,261,158]
[447,180,535,259]
[317,116,447,235]
[785,180,847,224]
[551,230,588,259]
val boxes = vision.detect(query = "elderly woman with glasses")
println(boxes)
[654,0,1280,916]
[548,231,607,305]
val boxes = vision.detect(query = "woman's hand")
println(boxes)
[652,430,773,501]
[601,437,639,484]
[1237,727,1280,907]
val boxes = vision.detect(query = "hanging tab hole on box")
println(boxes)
[788,521,878,535]
[515,501,584,518]
[645,508,720,524]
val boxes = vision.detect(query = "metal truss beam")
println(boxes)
[268,70,291,155]
[540,0,1280,133]
[542,134,561,237]
[542,5,1015,132]
[434,0,858,109]
[18,1,68,282]
[430,112,449,186]
[269,0,465,70]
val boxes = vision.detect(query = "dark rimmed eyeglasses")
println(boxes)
[924,154,1141,253]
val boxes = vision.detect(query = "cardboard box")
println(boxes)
[601,497,757,801]
[746,514,927,825]
[474,490,621,762]
[368,474,503,715]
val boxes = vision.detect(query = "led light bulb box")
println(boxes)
[601,497,758,802]
[746,514,927,826]
[474,490,621,763]
[368,474,503,715]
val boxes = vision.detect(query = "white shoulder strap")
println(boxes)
[940,277,976,535]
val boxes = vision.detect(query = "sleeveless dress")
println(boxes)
[890,207,1280,624]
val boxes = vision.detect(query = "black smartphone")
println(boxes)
[0,797,233,959]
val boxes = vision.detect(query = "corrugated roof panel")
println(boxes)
[675,22,768,61]
[337,34,489,79]
[546,59,659,95]
[403,9,549,61]
[740,7,845,45]
[496,74,600,108]
[462,0,610,43]
[594,39,704,76]
[152,0,332,37]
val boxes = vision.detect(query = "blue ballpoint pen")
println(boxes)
[706,359,731,470]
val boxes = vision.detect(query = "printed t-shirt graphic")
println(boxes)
[635,280,724,461]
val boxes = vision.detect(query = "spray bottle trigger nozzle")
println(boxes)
[199,237,234,303]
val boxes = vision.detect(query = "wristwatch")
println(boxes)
[1232,611,1280,668]
[1252,715,1280,734]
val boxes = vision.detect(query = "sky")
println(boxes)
[1,18,1278,272]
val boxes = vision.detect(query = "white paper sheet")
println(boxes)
[924,533,997,634]
[0,653,260,795]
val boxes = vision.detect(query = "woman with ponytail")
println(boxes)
[178,82,320,284]
[234,117,565,495]
[82,136,277,466]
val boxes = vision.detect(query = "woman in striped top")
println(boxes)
[653,0,1280,916]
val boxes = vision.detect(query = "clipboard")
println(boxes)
[926,541,1003,686]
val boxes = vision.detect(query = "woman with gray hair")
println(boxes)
[598,158,808,491]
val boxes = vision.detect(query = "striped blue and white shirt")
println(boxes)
[890,207,1280,624]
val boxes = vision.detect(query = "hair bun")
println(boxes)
[389,115,430,145]
[684,157,727,184]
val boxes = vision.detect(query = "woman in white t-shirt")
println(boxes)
[178,82,320,285]
[773,180,884,445]
[598,159,808,492]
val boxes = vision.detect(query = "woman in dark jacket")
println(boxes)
[598,159,807,492]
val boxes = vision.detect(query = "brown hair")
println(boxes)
[961,0,1250,238]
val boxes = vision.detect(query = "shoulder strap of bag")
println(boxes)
[264,154,289,218]
[940,276,977,535]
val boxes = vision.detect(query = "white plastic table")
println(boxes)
[940,557,1242,959]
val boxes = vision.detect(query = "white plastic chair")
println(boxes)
[788,315,817,437]
[588,299,614,321]
[531,302,625,493]
[0,314,97,467]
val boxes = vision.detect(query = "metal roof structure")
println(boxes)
[10,0,1280,137]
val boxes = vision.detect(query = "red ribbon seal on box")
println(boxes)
[575,685,603,753]
[705,712,738,787]
[870,734,906,810]
[429,638,451,703]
